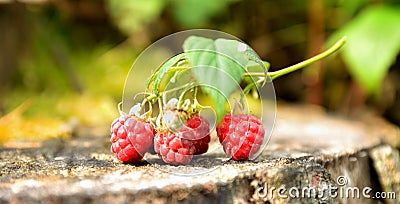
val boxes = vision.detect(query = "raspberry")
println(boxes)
[154,115,211,165]
[216,114,265,160]
[110,116,154,163]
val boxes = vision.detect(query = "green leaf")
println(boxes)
[147,53,184,95]
[183,36,249,121]
[329,5,400,95]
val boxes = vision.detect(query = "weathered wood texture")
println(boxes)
[0,105,399,203]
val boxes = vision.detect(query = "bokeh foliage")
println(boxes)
[0,0,399,144]
[329,4,400,95]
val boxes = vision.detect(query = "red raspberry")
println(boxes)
[216,114,265,161]
[110,116,154,163]
[154,115,211,165]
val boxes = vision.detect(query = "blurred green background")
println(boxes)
[0,0,399,144]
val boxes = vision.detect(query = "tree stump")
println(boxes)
[1,104,399,203]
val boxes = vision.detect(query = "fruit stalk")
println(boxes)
[245,36,347,80]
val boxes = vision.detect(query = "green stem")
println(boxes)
[161,82,196,96]
[177,88,190,109]
[245,36,346,80]
[192,87,206,111]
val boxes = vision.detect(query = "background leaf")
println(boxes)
[107,0,165,35]
[329,5,400,95]
[169,0,231,28]
[0,101,71,145]
[183,36,249,121]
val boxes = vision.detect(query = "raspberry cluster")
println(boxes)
[110,107,265,164]
[108,34,344,166]
[110,99,216,165]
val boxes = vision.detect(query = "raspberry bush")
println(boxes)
[111,34,346,164]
